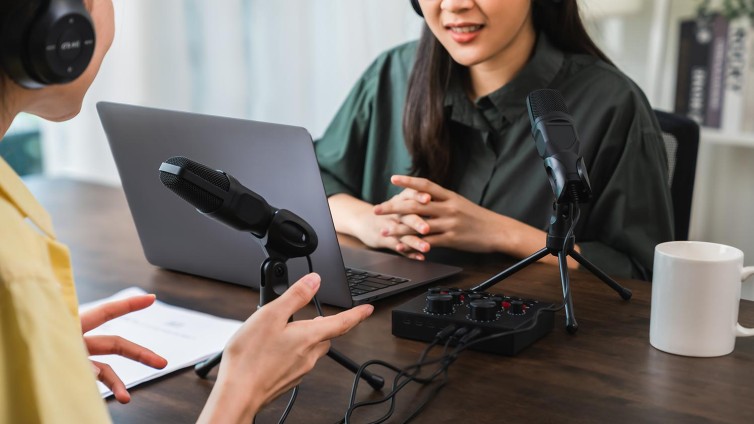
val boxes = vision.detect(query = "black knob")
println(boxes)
[428,287,443,295]
[469,299,498,322]
[488,296,504,311]
[426,294,453,315]
[508,300,525,315]
[448,288,464,304]
[466,293,484,304]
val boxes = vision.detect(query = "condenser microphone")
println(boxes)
[159,156,317,257]
[526,89,592,204]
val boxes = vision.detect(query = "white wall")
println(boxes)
[42,0,422,185]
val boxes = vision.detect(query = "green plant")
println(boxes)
[698,0,754,23]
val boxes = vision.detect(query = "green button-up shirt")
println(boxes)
[315,34,673,280]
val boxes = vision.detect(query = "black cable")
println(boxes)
[401,371,448,424]
[278,385,299,424]
[345,347,447,421]
[565,204,580,255]
[362,327,458,424]
[343,326,480,423]
[343,297,566,423]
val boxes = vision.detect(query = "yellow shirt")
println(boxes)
[0,157,110,423]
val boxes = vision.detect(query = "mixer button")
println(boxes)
[426,294,454,315]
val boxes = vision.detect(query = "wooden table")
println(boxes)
[26,178,754,423]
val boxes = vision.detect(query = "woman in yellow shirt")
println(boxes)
[0,1,373,423]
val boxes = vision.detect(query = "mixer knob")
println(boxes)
[426,294,453,315]
[508,300,525,315]
[448,288,464,304]
[469,299,498,322]
[488,296,504,310]
[466,293,484,305]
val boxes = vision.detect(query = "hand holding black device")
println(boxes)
[158,156,384,390]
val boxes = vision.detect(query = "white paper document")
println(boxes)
[79,287,243,398]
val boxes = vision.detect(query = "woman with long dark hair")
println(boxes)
[315,0,673,280]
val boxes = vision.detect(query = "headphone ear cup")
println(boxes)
[0,2,39,86]
[410,0,423,17]
[0,0,95,89]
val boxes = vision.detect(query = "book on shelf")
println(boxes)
[674,14,729,130]
[705,14,728,129]
[722,18,754,133]
[675,17,710,126]
[743,22,754,134]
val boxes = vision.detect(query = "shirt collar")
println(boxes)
[0,157,56,238]
[445,32,564,126]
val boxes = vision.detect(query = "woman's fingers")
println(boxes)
[398,235,430,254]
[92,360,130,404]
[85,335,168,369]
[381,214,429,236]
[390,175,449,200]
[80,295,156,333]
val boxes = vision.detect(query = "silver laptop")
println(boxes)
[97,102,461,308]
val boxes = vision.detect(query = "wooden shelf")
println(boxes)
[701,128,754,148]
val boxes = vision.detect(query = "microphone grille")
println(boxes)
[159,156,229,213]
[527,89,569,119]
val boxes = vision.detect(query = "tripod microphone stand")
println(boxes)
[470,88,633,333]
[193,211,385,390]
[471,200,631,333]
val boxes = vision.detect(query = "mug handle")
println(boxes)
[735,266,754,337]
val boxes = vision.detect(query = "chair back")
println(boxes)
[654,110,700,241]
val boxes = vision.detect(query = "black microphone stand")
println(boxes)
[471,201,632,333]
[194,213,385,391]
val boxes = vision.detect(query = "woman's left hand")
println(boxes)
[375,175,578,268]
[374,175,509,253]
[80,294,168,404]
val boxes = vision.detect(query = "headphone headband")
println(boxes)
[410,0,422,17]
[0,0,96,89]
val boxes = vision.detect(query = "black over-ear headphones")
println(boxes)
[410,0,563,18]
[0,0,96,89]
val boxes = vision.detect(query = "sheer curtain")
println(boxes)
[42,0,422,184]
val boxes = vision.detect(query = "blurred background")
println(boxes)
[3,0,753,295]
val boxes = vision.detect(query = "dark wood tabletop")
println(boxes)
[25,178,754,424]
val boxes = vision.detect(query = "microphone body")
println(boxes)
[526,89,592,204]
[159,156,317,258]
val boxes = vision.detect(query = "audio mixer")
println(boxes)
[392,288,555,355]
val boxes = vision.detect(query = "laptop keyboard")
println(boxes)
[345,268,411,297]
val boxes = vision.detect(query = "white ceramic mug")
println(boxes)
[650,241,754,357]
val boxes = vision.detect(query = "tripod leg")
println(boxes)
[557,250,578,333]
[195,351,223,378]
[569,251,632,300]
[328,348,385,390]
[472,247,550,292]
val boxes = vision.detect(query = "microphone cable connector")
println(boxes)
[434,324,457,342]
[448,327,469,345]
[458,328,483,347]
